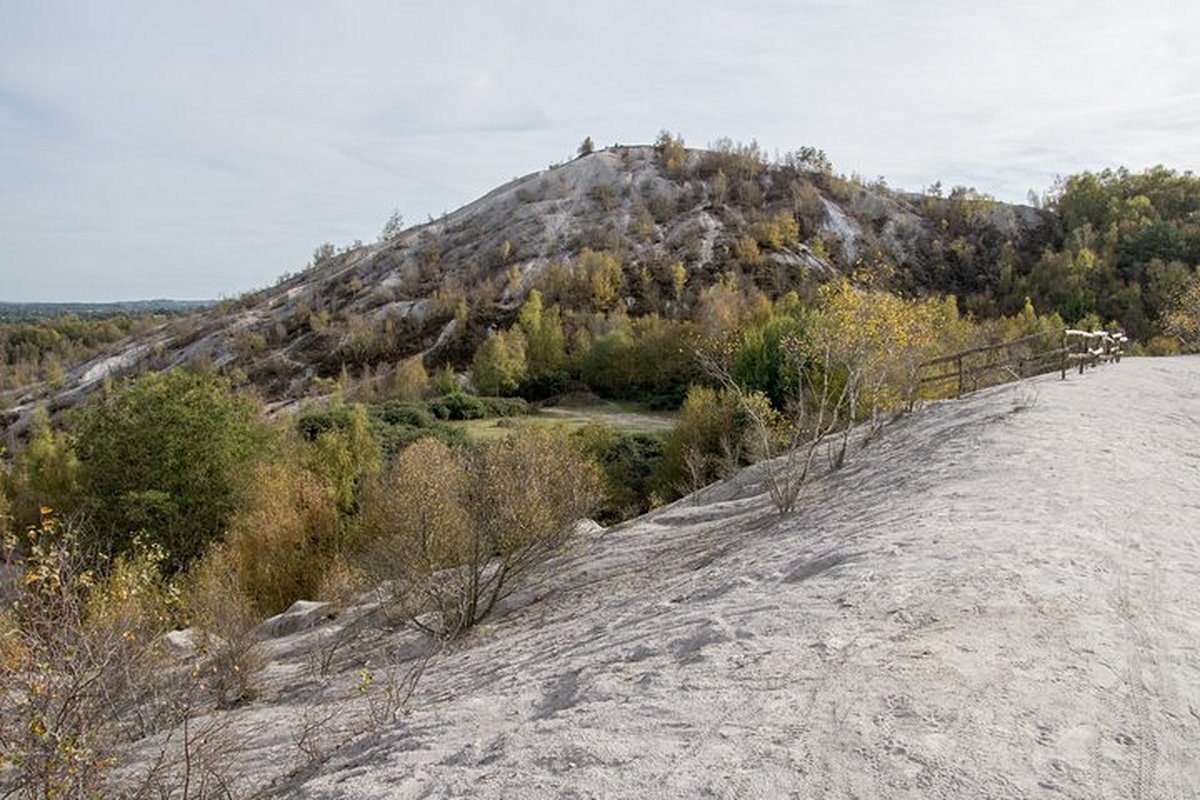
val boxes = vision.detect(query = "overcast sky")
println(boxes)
[2,1,1198,302]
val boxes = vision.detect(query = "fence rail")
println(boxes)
[917,328,1126,399]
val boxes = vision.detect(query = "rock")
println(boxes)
[161,627,216,658]
[573,518,604,537]
[259,600,335,639]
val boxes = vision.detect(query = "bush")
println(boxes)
[368,409,466,459]
[216,459,341,616]
[426,391,489,420]
[572,423,665,522]
[517,369,574,401]
[654,384,747,498]
[374,401,437,429]
[1,516,178,796]
[479,396,532,418]
[72,369,269,575]
[357,429,601,637]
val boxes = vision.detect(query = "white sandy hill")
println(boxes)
[135,357,1200,798]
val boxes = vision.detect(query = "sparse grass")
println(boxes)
[448,400,677,443]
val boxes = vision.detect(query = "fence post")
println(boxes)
[1061,330,1067,380]
[957,355,964,397]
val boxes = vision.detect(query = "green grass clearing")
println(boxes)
[450,400,677,443]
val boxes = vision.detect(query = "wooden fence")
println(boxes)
[917,328,1126,399]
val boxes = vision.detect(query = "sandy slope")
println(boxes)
[128,357,1200,798]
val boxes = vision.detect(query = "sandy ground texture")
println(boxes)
[121,356,1200,798]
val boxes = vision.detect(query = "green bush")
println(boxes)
[654,384,747,498]
[426,391,489,420]
[373,401,437,429]
[72,369,269,575]
[572,422,665,522]
[296,403,353,441]
[479,396,532,417]
[425,392,530,421]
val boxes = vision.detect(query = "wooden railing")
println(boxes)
[917,328,1125,399]
[1061,328,1126,376]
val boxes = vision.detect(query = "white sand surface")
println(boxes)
[123,356,1200,798]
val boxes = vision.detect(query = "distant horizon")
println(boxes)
[0,297,215,307]
[3,1,1197,302]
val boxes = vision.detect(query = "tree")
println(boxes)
[471,329,528,395]
[654,130,687,178]
[8,406,79,529]
[516,289,566,378]
[312,242,336,265]
[389,356,430,402]
[577,136,595,157]
[379,210,405,242]
[578,248,625,312]
[72,369,269,574]
[1164,267,1200,346]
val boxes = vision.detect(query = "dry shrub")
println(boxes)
[181,545,263,710]
[220,460,340,617]
[0,515,179,798]
[358,428,602,638]
[388,357,429,402]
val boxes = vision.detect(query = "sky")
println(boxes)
[1,1,1198,302]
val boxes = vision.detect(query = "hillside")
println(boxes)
[111,356,1200,797]
[0,144,1059,437]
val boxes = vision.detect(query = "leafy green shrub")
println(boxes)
[366,401,465,457]
[479,396,532,417]
[517,369,574,401]
[426,391,489,420]
[297,403,354,441]
[72,369,269,575]
[374,401,437,429]
[572,422,665,522]
[654,384,747,498]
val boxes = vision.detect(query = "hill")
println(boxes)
[110,355,1200,797]
[1,143,1061,436]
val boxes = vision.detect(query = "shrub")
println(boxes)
[217,459,341,616]
[181,543,265,709]
[357,429,601,637]
[655,384,746,498]
[426,391,488,421]
[367,402,466,457]
[374,401,437,429]
[0,515,178,797]
[479,396,532,417]
[572,422,665,522]
[72,369,270,575]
